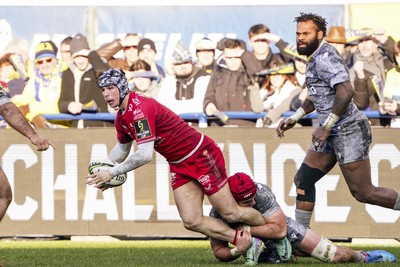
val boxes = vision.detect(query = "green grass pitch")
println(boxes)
[1,239,399,266]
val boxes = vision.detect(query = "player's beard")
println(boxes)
[297,36,320,57]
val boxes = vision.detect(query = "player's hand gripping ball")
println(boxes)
[88,160,127,188]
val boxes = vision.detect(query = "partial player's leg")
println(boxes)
[0,167,12,222]
[207,182,268,264]
[297,228,364,263]
[172,135,265,228]
[340,159,400,209]
[173,180,237,242]
[295,150,336,227]
[336,119,400,210]
[208,182,265,226]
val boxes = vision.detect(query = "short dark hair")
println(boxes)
[129,59,151,72]
[294,12,328,38]
[248,24,270,38]
[223,39,242,49]
[61,36,73,45]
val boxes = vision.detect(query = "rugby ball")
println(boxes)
[88,159,127,188]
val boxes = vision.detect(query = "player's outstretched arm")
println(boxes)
[0,102,55,151]
[86,141,154,190]
[276,98,315,138]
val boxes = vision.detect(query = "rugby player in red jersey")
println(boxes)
[86,68,266,264]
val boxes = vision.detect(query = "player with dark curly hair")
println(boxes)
[277,12,400,228]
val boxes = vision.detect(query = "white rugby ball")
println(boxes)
[88,160,127,188]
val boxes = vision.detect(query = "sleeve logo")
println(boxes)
[134,118,151,140]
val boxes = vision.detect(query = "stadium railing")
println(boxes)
[38,110,391,126]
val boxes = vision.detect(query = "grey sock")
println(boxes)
[393,194,400,210]
[295,209,313,228]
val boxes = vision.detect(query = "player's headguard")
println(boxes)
[228,172,257,201]
[98,68,129,105]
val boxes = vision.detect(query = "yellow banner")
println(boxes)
[349,3,400,41]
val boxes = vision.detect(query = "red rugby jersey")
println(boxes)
[115,92,203,162]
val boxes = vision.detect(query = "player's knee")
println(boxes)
[181,216,202,232]
[219,209,241,224]
[295,163,326,202]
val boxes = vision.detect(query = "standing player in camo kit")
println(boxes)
[86,68,266,263]
[276,12,400,228]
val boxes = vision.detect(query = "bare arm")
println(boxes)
[300,97,316,114]
[276,96,315,138]
[0,102,54,151]
[210,230,252,262]
[330,81,354,116]
[248,209,287,240]
[0,102,36,139]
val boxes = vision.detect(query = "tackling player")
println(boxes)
[86,68,265,264]
[209,172,396,264]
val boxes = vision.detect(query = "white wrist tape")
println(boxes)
[322,113,339,130]
[230,247,242,257]
[289,107,306,122]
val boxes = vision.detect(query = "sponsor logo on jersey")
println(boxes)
[133,106,144,120]
[198,174,212,191]
[132,98,140,106]
[170,172,177,187]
